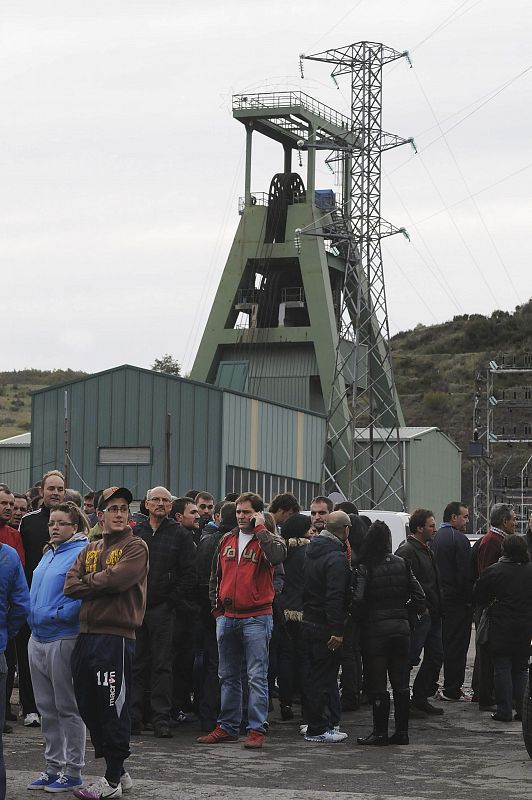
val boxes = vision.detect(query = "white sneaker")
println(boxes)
[305,730,347,743]
[328,726,348,741]
[24,713,41,727]
[441,690,472,702]
[73,777,122,799]
[120,773,133,793]
[299,724,308,736]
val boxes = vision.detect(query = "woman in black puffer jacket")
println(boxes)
[353,521,425,746]
[473,533,532,722]
[277,513,313,722]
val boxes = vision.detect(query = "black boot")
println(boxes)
[389,690,410,745]
[357,692,389,746]
[280,704,294,721]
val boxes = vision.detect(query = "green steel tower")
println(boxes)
[191,46,411,507]
[191,92,355,419]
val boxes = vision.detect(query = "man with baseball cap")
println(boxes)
[64,488,148,799]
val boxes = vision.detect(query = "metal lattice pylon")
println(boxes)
[471,368,493,535]
[303,41,411,508]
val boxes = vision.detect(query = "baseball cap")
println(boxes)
[98,486,133,510]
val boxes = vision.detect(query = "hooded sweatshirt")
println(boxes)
[64,527,148,639]
[29,533,88,642]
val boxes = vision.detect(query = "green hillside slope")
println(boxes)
[391,300,532,509]
[0,370,86,439]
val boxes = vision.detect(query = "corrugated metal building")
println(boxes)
[355,427,462,521]
[31,365,324,506]
[0,433,31,494]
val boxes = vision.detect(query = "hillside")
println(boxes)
[1,301,531,509]
[0,370,86,439]
[391,300,532,508]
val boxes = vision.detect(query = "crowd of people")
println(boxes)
[1,472,532,799]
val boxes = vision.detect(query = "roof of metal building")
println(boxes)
[354,427,460,449]
[0,432,31,447]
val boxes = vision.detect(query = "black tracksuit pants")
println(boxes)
[131,604,174,728]
[302,622,341,737]
[72,634,135,783]
[441,604,473,698]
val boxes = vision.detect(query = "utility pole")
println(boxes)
[63,389,69,486]
[521,455,532,534]
[302,41,412,509]
[165,413,172,490]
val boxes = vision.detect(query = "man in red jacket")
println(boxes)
[478,503,516,574]
[0,485,25,731]
[0,488,25,565]
[198,492,286,750]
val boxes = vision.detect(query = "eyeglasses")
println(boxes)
[148,497,171,504]
[103,505,129,514]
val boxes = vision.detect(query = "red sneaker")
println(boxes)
[197,725,238,744]
[244,729,265,749]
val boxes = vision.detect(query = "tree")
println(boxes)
[151,354,181,376]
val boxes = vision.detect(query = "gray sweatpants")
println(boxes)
[28,636,86,778]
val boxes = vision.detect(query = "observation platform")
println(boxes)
[232,91,354,147]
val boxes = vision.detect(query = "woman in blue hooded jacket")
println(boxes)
[27,501,89,793]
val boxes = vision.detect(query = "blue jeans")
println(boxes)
[216,615,273,736]
[0,652,7,800]
[492,653,528,720]
[410,614,444,701]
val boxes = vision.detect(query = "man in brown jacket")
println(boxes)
[64,487,148,800]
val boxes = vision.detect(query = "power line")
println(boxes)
[423,63,532,145]
[383,171,465,313]
[409,0,483,53]
[413,160,532,225]
[386,61,532,179]
[413,69,521,304]
[182,145,245,370]
[384,249,441,325]
[416,150,500,307]
[303,0,366,54]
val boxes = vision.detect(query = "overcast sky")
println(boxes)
[2,0,531,374]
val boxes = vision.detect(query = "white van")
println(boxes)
[357,510,410,554]
[301,508,410,553]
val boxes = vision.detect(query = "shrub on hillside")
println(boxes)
[423,390,449,414]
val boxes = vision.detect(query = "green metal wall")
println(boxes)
[0,445,31,493]
[31,365,326,502]
[31,366,223,499]
[217,344,321,411]
[220,390,325,496]
[353,428,462,516]
[405,429,462,523]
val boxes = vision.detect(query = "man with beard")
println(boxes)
[195,492,215,531]
[170,497,201,717]
[198,493,286,749]
[396,509,444,716]
[309,496,333,535]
